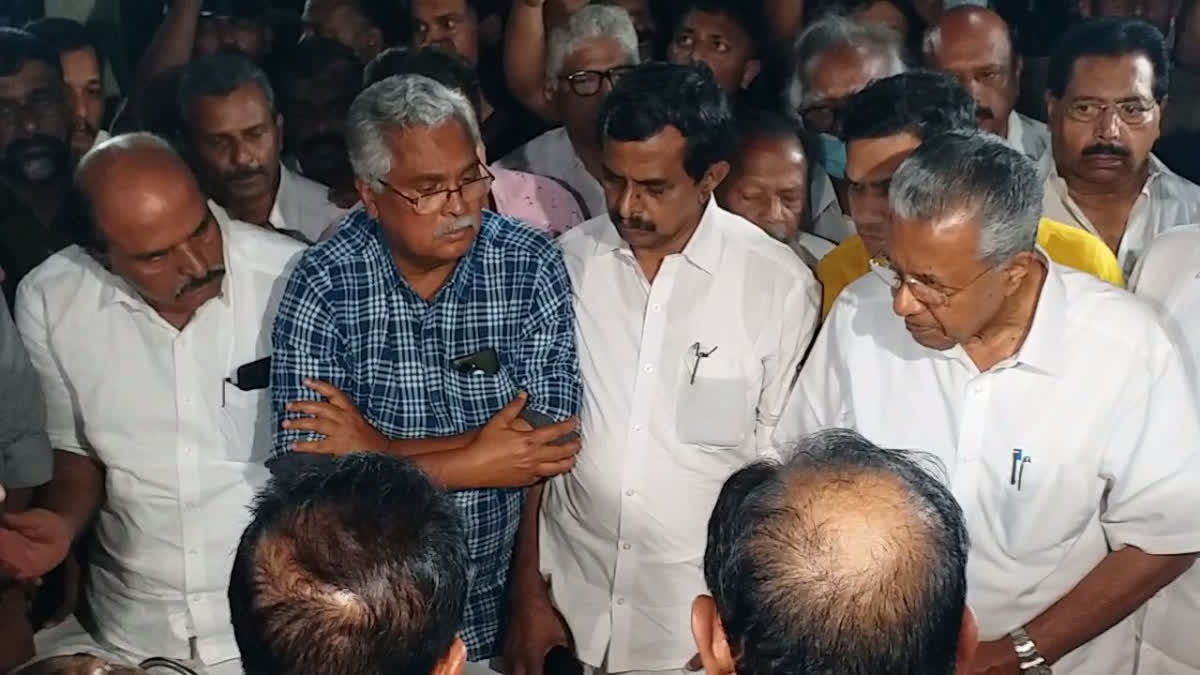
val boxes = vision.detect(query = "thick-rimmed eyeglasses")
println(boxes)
[380,165,494,216]
[869,256,998,308]
[559,66,635,97]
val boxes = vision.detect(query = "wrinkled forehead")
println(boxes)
[1063,52,1157,101]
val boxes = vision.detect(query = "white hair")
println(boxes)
[545,4,639,88]
[889,130,1041,265]
[345,74,481,191]
[788,15,908,110]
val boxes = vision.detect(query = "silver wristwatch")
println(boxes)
[1008,626,1053,674]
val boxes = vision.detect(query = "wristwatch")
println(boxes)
[1008,626,1053,674]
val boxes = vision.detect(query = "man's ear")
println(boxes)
[955,606,980,674]
[433,636,468,675]
[692,595,736,675]
[740,59,762,91]
[355,176,381,219]
[699,160,732,201]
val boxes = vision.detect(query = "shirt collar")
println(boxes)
[1006,110,1024,150]
[267,163,291,232]
[99,202,236,314]
[592,196,725,276]
[1002,250,1066,375]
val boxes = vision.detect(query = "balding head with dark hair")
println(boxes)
[692,429,977,675]
[229,453,470,675]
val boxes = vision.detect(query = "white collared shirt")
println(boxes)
[542,201,820,672]
[254,163,353,243]
[776,261,1200,675]
[1042,154,1200,278]
[14,211,304,666]
[810,164,856,244]
[1005,110,1050,165]
[1129,227,1200,673]
[495,127,607,220]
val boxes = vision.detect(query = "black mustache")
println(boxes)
[223,166,267,181]
[175,267,226,298]
[1083,143,1130,157]
[615,218,655,232]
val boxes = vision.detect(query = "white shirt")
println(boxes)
[1005,110,1050,165]
[776,261,1200,675]
[495,127,606,220]
[15,212,304,666]
[790,231,836,270]
[542,201,821,672]
[266,164,353,243]
[810,164,856,244]
[1129,227,1200,673]
[1042,154,1200,278]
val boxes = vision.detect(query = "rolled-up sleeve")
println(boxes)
[270,258,354,458]
[511,249,581,423]
[2,293,52,488]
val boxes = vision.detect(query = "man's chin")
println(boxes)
[906,324,955,351]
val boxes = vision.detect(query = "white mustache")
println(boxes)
[434,215,476,238]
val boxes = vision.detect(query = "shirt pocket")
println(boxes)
[979,454,1097,561]
[675,348,752,448]
[221,386,272,462]
[443,367,520,429]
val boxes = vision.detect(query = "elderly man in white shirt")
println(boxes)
[1042,17,1200,279]
[788,15,909,244]
[178,51,352,244]
[16,133,303,674]
[495,4,639,220]
[925,5,1051,164]
[504,62,820,675]
[1129,227,1200,675]
[777,130,1200,675]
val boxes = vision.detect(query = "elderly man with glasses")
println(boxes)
[269,74,583,668]
[776,130,1200,675]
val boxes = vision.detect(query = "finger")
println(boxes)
[538,437,582,463]
[535,456,577,478]
[488,392,529,428]
[282,417,339,437]
[303,379,355,411]
[286,400,343,419]
[529,416,578,444]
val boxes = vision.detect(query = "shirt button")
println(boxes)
[188,548,199,556]
[622,542,632,551]
[651,303,662,312]
[625,489,635,497]
[616,597,626,606]
[643,363,654,373]
[633,425,643,432]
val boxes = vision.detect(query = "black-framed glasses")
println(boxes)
[869,256,998,308]
[798,96,850,135]
[380,164,494,215]
[560,66,635,97]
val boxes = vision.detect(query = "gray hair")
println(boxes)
[788,15,907,109]
[177,51,276,128]
[889,130,1042,265]
[545,4,639,88]
[345,74,481,191]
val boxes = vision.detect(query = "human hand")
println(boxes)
[503,580,571,675]
[0,509,72,581]
[284,379,389,455]
[467,393,581,488]
[969,639,1020,675]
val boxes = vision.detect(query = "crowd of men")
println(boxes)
[1,0,1200,674]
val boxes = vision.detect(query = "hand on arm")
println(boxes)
[0,452,101,582]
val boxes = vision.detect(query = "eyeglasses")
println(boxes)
[869,256,998,308]
[560,66,635,97]
[798,96,850,135]
[1065,99,1157,126]
[380,165,494,215]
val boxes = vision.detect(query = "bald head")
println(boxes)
[924,6,1020,136]
[694,430,974,675]
[73,132,225,327]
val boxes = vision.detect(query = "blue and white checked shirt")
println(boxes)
[270,208,582,659]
